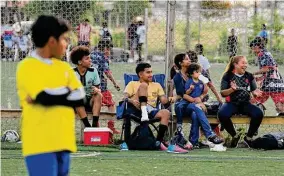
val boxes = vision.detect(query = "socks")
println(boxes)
[81,117,91,127]
[140,106,149,122]
[92,116,99,127]
[157,124,168,142]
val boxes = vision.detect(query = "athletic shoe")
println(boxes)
[183,141,193,150]
[243,136,253,148]
[208,135,224,144]
[159,142,168,151]
[230,135,241,148]
[167,144,188,154]
[119,142,129,151]
[277,113,284,116]
[193,144,200,149]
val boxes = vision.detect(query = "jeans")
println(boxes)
[187,103,214,145]
[218,102,264,138]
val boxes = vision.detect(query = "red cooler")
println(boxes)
[84,127,113,145]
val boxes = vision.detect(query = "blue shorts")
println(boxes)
[25,150,70,176]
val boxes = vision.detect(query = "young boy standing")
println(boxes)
[16,15,85,176]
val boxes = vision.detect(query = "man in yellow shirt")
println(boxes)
[16,15,85,176]
[123,63,186,152]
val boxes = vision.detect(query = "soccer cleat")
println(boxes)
[208,135,224,144]
[119,142,129,151]
[183,141,193,150]
[230,134,241,148]
[193,144,200,149]
[243,136,253,148]
[167,144,188,154]
[159,142,168,151]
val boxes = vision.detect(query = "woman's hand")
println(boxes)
[252,89,263,97]
[230,81,237,91]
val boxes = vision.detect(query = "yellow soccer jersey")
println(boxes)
[16,54,83,156]
[124,81,165,107]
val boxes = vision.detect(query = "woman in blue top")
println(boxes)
[173,53,223,147]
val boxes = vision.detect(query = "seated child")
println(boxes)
[184,63,223,147]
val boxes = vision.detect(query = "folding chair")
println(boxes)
[117,73,174,142]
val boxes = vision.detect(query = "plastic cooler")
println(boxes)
[83,127,113,145]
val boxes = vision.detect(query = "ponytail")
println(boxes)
[223,55,245,76]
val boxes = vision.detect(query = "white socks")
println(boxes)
[141,106,149,122]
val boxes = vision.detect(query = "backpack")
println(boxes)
[126,123,158,150]
[204,101,221,115]
[252,132,284,150]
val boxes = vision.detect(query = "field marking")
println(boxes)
[71,151,101,158]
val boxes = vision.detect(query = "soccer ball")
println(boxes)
[1,130,20,142]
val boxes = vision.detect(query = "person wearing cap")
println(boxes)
[250,37,284,116]
[136,19,146,63]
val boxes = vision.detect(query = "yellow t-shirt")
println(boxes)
[16,56,83,156]
[124,81,165,107]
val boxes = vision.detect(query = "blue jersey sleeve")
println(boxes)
[173,73,185,97]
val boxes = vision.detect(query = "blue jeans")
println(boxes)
[187,103,214,145]
[25,150,70,176]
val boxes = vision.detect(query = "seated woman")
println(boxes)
[173,53,223,148]
[218,55,264,148]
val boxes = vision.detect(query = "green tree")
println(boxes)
[201,1,232,18]
[23,1,103,26]
[112,1,150,25]
[272,11,283,52]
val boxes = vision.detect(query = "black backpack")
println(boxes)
[252,133,284,150]
[126,123,158,150]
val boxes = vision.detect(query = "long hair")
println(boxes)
[174,53,186,69]
[224,55,245,75]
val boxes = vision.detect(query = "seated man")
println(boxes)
[123,63,187,152]
[70,46,102,128]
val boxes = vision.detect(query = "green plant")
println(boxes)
[218,29,228,55]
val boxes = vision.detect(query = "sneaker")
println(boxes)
[158,141,168,151]
[119,142,129,151]
[230,135,241,148]
[167,144,188,154]
[183,141,193,150]
[277,113,284,116]
[243,136,253,148]
[208,135,224,144]
[193,144,200,149]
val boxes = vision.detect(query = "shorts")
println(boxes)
[125,103,159,119]
[84,96,93,112]
[78,41,90,47]
[102,90,115,107]
[25,150,70,176]
[253,92,284,104]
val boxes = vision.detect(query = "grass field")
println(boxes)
[1,143,284,176]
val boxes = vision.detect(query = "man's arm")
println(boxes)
[105,71,120,91]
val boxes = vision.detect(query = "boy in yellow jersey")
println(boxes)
[16,15,85,176]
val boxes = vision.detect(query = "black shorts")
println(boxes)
[84,96,93,112]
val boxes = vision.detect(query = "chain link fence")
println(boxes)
[1,1,283,139]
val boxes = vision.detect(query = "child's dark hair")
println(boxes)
[70,46,90,65]
[249,37,264,49]
[136,63,151,77]
[97,40,113,51]
[174,53,186,69]
[195,44,204,55]
[187,63,201,76]
[31,15,70,48]
[187,50,198,63]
